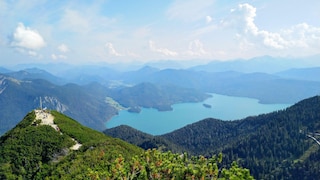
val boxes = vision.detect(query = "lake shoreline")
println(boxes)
[106,93,291,135]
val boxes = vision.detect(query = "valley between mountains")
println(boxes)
[1,94,320,179]
[2,1,320,178]
[1,60,320,136]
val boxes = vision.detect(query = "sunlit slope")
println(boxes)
[0,110,142,179]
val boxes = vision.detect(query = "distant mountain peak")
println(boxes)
[140,65,159,71]
[133,65,159,74]
[24,67,47,73]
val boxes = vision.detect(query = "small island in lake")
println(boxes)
[128,106,141,113]
[203,103,212,108]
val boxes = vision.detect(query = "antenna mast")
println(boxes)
[40,97,42,110]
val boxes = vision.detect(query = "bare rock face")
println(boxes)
[0,75,8,94]
[43,96,69,113]
[0,75,23,94]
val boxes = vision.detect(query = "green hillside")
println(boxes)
[0,110,142,179]
[0,110,252,179]
[104,125,187,153]
[170,95,320,179]
[105,95,320,179]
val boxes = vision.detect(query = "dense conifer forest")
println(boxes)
[105,95,320,179]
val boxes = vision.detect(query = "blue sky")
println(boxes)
[1,0,320,66]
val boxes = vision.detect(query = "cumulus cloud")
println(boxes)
[228,4,287,49]
[51,44,69,60]
[149,40,178,56]
[186,39,209,56]
[105,42,123,56]
[228,3,320,52]
[282,23,320,48]
[51,54,67,60]
[10,23,46,50]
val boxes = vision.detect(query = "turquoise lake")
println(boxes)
[105,93,291,135]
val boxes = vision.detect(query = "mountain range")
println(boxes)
[1,55,320,178]
[2,88,320,179]
[0,73,208,135]
[1,55,320,135]
[4,63,320,104]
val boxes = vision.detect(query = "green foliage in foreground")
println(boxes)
[85,149,253,180]
[0,111,75,179]
[52,111,109,145]
[0,110,253,179]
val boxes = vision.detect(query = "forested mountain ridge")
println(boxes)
[5,61,320,104]
[276,67,320,82]
[109,82,210,112]
[104,125,188,153]
[138,69,320,104]
[0,110,253,179]
[105,95,320,179]
[5,67,66,85]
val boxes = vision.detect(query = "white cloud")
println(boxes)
[105,42,123,56]
[149,40,178,56]
[50,44,69,60]
[10,23,46,50]
[282,23,320,48]
[228,3,320,52]
[2,1,320,63]
[58,44,69,53]
[51,54,67,60]
[220,4,320,56]
[235,4,288,49]
[186,39,209,56]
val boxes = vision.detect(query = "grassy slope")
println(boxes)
[0,110,142,179]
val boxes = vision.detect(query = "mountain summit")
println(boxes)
[0,110,252,179]
[0,110,142,179]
